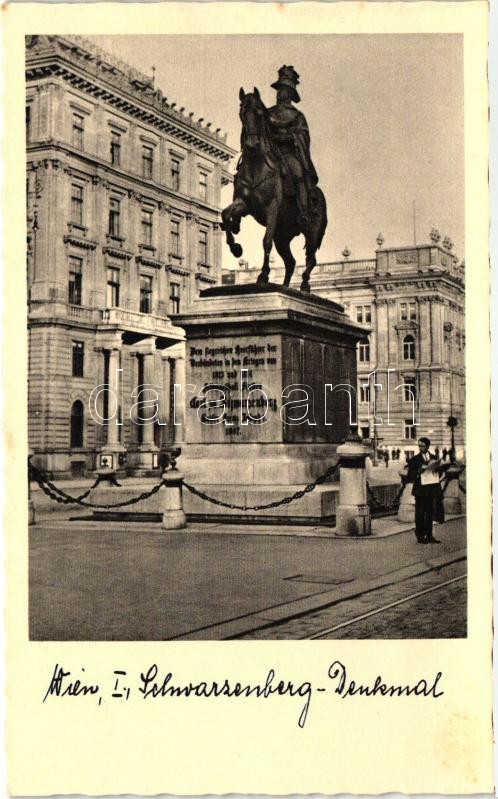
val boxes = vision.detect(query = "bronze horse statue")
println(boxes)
[221,88,327,292]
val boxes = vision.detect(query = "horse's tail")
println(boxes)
[314,188,327,251]
[305,188,327,257]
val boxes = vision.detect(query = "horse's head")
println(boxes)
[239,87,266,153]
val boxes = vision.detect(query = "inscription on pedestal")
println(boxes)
[187,336,281,443]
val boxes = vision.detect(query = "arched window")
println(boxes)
[70,400,84,449]
[403,335,415,361]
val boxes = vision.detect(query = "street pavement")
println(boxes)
[29,513,466,641]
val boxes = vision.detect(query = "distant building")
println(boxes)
[26,35,236,477]
[223,233,466,457]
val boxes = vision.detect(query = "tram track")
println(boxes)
[234,557,466,640]
[305,574,466,639]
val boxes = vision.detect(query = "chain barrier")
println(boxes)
[183,460,340,512]
[366,480,405,513]
[367,469,463,514]
[440,477,451,495]
[29,459,340,513]
[29,462,167,510]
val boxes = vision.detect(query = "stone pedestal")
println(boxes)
[335,431,371,536]
[161,471,187,530]
[175,283,367,523]
[397,484,415,522]
[443,464,464,515]
[397,465,415,523]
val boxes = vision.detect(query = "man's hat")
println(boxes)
[271,65,301,102]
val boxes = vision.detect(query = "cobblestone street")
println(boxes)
[29,514,467,640]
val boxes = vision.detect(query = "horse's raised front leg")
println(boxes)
[256,201,279,285]
[221,199,247,259]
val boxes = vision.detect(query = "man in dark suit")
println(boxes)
[405,437,447,544]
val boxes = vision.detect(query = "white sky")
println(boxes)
[90,34,464,270]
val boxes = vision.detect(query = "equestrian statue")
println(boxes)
[221,66,327,293]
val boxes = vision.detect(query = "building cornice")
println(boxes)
[63,233,97,250]
[135,254,166,270]
[26,36,237,164]
[102,245,134,261]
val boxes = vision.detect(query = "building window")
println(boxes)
[400,302,408,321]
[198,228,209,265]
[358,340,370,363]
[170,219,181,257]
[108,198,120,237]
[171,157,181,191]
[403,376,417,402]
[359,383,370,404]
[409,302,417,320]
[141,209,153,246]
[26,106,31,142]
[106,267,120,307]
[72,113,84,150]
[403,335,416,361]
[139,274,153,314]
[199,170,208,201]
[404,418,417,440]
[169,281,181,314]
[142,145,153,179]
[71,184,84,226]
[70,400,84,448]
[72,341,84,377]
[68,256,83,305]
[110,131,121,165]
[356,305,371,324]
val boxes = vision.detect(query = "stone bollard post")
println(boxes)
[443,464,464,515]
[335,429,371,536]
[161,470,187,530]
[28,450,36,525]
[397,465,415,523]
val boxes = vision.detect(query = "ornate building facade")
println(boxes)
[26,35,236,477]
[223,233,466,457]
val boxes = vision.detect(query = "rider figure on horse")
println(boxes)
[266,65,319,230]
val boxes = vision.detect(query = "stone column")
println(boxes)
[419,297,431,366]
[335,429,371,536]
[142,352,156,446]
[375,299,389,369]
[92,347,106,447]
[95,337,125,471]
[129,339,159,473]
[171,344,187,445]
[157,202,169,264]
[431,298,443,365]
[159,353,172,446]
[105,347,123,456]
[387,298,398,364]
[127,191,141,310]
[213,221,223,284]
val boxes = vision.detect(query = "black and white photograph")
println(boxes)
[26,32,467,642]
